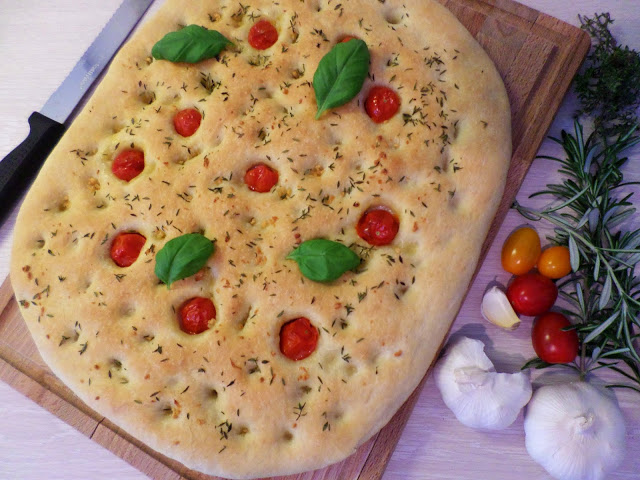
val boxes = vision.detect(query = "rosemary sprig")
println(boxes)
[515,121,640,392]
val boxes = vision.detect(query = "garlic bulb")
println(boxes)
[524,382,626,480]
[434,336,532,430]
[481,286,520,330]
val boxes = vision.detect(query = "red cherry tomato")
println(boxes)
[532,312,579,363]
[244,164,279,192]
[279,317,319,361]
[501,227,541,275]
[248,19,278,50]
[173,108,202,137]
[110,232,146,267]
[112,149,145,182]
[365,86,401,123]
[340,35,358,43]
[356,207,399,246]
[179,297,216,335]
[507,272,558,316]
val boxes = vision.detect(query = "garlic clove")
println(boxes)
[434,337,532,430]
[481,286,521,330]
[524,382,626,480]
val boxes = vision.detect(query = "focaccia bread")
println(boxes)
[11,0,511,478]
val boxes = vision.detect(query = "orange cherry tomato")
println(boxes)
[110,232,146,267]
[179,297,216,335]
[112,149,145,182]
[173,108,202,137]
[279,317,319,361]
[244,164,279,192]
[538,246,572,279]
[501,227,541,275]
[248,19,278,50]
[365,86,401,123]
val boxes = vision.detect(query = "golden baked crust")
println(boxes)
[11,0,511,478]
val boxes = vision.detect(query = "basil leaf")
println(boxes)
[313,39,370,119]
[155,233,215,287]
[287,239,360,282]
[152,25,232,63]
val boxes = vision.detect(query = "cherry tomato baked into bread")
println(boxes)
[10,0,511,478]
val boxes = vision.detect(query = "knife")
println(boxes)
[0,0,154,224]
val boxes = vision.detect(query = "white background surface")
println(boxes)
[1,1,639,479]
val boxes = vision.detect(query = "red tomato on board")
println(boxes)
[248,19,278,50]
[356,207,399,246]
[110,232,146,267]
[244,164,279,192]
[365,86,401,123]
[280,317,319,361]
[173,108,202,137]
[532,312,579,363]
[507,272,558,316]
[112,149,145,182]
[179,297,216,335]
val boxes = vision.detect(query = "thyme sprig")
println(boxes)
[575,13,640,138]
[516,121,640,392]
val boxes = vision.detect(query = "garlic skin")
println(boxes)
[434,336,532,430]
[524,382,626,480]
[481,286,521,330]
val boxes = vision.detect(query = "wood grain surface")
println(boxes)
[0,1,596,479]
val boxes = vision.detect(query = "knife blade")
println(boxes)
[0,0,154,224]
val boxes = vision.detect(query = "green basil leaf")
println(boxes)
[152,25,232,63]
[155,233,215,287]
[313,39,370,119]
[287,239,360,282]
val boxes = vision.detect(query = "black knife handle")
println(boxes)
[0,112,65,224]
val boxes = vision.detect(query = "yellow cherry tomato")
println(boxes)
[501,227,541,275]
[538,245,572,279]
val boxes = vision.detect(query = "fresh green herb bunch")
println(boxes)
[575,13,640,138]
[516,121,640,392]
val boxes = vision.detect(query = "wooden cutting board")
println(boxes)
[0,0,590,479]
